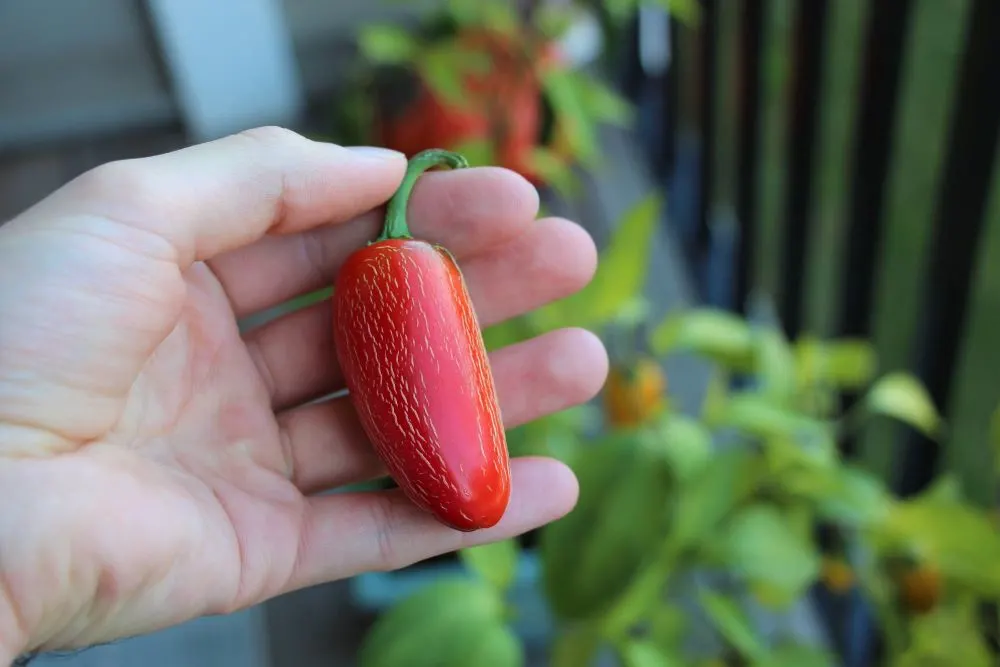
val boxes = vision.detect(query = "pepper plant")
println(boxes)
[331,0,699,199]
[354,185,1000,665]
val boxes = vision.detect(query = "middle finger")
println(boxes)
[244,216,597,411]
[210,167,540,318]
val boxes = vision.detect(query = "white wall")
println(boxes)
[0,0,175,150]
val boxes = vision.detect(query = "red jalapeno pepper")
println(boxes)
[333,149,511,532]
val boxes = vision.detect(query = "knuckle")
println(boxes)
[73,159,160,209]
[237,125,303,148]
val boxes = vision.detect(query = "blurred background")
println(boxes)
[3,1,1000,666]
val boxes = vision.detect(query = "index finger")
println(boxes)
[23,127,407,268]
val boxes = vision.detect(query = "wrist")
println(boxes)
[0,581,28,667]
[0,641,21,667]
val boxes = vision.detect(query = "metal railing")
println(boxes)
[635,0,1000,504]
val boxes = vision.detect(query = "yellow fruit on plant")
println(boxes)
[820,557,855,594]
[898,565,941,614]
[602,358,667,427]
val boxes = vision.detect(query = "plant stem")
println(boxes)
[379,149,469,242]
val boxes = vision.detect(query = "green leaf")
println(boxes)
[650,308,755,370]
[795,386,840,421]
[481,2,518,34]
[550,624,602,667]
[417,49,467,108]
[921,472,964,504]
[416,41,492,109]
[697,591,767,663]
[619,639,684,667]
[546,406,596,460]
[577,76,634,127]
[466,624,525,667]
[649,0,702,25]
[752,327,797,405]
[783,502,815,547]
[794,337,877,391]
[358,24,419,65]
[612,297,654,331]
[536,4,578,39]
[482,317,529,352]
[535,193,660,331]
[716,393,836,462]
[793,464,893,529]
[762,644,837,667]
[604,0,639,22]
[452,138,495,168]
[459,539,519,592]
[648,603,688,652]
[863,372,942,438]
[671,447,760,551]
[541,68,600,164]
[700,368,730,425]
[358,577,506,667]
[880,495,1000,596]
[540,431,676,621]
[897,603,992,667]
[654,413,712,482]
[761,436,836,484]
[721,504,821,607]
[446,0,518,34]
[505,405,591,460]
[525,146,580,199]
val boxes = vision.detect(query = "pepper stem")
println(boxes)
[378,149,470,242]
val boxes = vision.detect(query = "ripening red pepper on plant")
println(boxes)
[333,149,512,532]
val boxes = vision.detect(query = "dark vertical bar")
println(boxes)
[780,0,829,338]
[836,0,915,457]
[899,0,1000,496]
[733,0,766,316]
[621,13,644,101]
[658,15,681,180]
[837,0,914,340]
[695,0,719,263]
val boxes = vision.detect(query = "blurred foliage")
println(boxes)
[344,1,1000,666]
[357,190,1000,665]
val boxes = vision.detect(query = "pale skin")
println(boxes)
[0,127,609,664]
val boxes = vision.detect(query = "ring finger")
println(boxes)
[279,327,608,494]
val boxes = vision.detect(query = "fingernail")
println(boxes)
[346,146,404,160]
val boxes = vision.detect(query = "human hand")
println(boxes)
[0,127,608,662]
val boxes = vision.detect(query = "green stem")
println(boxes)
[378,149,469,242]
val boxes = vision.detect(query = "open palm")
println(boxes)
[0,128,607,660]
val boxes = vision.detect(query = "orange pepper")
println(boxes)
[602,358,667,428]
